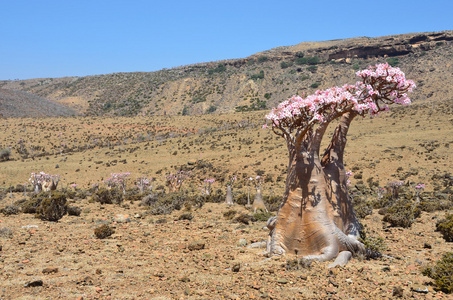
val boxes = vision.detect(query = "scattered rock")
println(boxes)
[325,286,337,294]
[178,212,193,221]
[411,285,429,294]
[24,280,43,287]
[277,278,288,284]
[67,206,82,216]
[235,213,254,225]
[42,267,58,274]
[393,286,404,297]
[114,214,130,223]
[232,263,240,272]
[381,266,391,272]
[238,239,247,247]
[188,241,205,251]
[77,276,94,286]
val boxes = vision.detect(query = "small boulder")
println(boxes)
[188,241,205,251]
[24,280,43,287]
[238,239,248,247]
[42,267,58,274]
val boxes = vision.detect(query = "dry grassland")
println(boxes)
[0,101,451,194]
[0,100,452,299]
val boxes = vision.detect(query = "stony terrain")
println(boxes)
[0,31,452,299]
[0,198,451,300]
[0,99,452,299]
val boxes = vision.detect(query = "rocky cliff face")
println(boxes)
[1,31,452,117]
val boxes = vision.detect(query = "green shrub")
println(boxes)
[257,56,268,63]
[295,56,320,65]
[206,105,217,113]
[361,235,386,259]
[300,74,310,81]
[201,190,225,204]
[192,96,206,103]
[422,252,453,293]
[386,57,399,67]
[146,191,186,215]
[208,63,226,74]
[93,188,123,205]
[352,196,373,219]
[280,61,293,69]
[0,227,13,238]
[0,205,20,216]
[67,206,82,216]
[22,192,49,213]
[307,65,318,72]
[436,214,453,242]
[94,224,115,239]
[35,191,68,221]
[263,195,282,212]
[251,70,264,80]
[382,198,421,228]
[253,210,273,222]
[0,148,11,161]
[223,209,237,220]
[310,82,320,89]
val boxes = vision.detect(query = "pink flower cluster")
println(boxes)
[29,171,60,193]
[415,183,426,190]
[266,63,415,125]
[105,172,131,192]
[29,172,59,185]
[136,176,153,193]
[389,180,405,187]
[166,170,190,192]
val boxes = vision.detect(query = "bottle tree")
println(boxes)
[264,63,415,267]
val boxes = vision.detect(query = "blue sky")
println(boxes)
[1,0,451,80]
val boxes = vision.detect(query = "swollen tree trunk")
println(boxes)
[225,185,233,205]
[252,184,268,213]
[267,113,364,266]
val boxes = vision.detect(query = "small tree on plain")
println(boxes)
[225,176,236,205]
[264,63,415,266]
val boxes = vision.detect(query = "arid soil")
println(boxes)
[0,199,451,300]
[0,101,452,299]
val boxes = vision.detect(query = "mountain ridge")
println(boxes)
[1,30,452,118]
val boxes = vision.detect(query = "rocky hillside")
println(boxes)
[0,89,77,118]
[1,31,452,117]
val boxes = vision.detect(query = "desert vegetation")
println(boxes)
[0,93,451,298]
[0,32,452,299]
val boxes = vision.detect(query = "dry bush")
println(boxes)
[422,252,453,294]
[93,188,123,205]
[436,214,453,242]
[94,224,115,239]
[35,191,68,221]
[382,198,421,228]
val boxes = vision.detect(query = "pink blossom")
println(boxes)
[266,63,415,127]
[415,183,425,190]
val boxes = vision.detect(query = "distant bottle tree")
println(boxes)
[264,63,415,267]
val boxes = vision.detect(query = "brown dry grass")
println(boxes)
[1,101,451,193]
[0,101,452,299]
